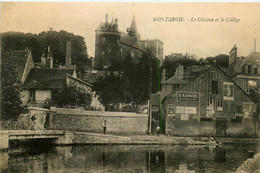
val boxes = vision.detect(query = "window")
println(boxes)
[237,106,243,113]
[242,66,246,73]
[207,96,213,111]
[254,67,258,74]
[29,90,35,101]
[200,118,213,122]
[211,81,218,94]
[168,107,175,114]
[217,97,223,111]
[248,65,252,74]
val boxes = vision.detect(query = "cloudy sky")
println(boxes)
[1,2,260,58]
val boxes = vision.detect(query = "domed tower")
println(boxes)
[94,14,121,70]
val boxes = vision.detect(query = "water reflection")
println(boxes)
[0,144,257,173]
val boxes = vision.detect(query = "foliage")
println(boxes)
[93,54,161,111]
[93,74,124,111]
[163,53,229,79]
[1,30,91,73]
[163,54,200,79]
[52,83,92,108]
[1,51,24,120]
[204,54,229,67]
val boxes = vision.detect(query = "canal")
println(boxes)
[0,143,258,172]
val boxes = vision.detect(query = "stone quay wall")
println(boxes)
[49,107,149,135]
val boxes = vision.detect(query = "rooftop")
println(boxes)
[23,68,75,90]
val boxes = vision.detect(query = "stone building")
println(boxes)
[227,45,260,98]
[150,64,210,134]
[12,47,102,109]
[162,66,257,137]
[94,15,164,70]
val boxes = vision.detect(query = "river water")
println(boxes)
[0,142,257,173]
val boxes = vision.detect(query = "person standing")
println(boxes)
[103,120,107,134]
[157,126,160,136]
[31,115,36,130]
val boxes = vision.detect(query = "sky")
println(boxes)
[1,2,260,58]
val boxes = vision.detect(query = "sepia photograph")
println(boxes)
[0,1,260,172]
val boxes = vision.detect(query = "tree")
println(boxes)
[52,83,92,108]
[93,74,124,111]
[122,54,160,107]
[1,30,92,74]
[204,54,229,67]
[93,54,161,111]
[1,51,24,120]
[163,54,200,79]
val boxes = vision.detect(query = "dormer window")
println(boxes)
[248,65,252,74]
[254,67,258,74]
[242,66,246,73]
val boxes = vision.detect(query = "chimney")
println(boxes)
[66,42,72,68]
[46,46,53,68]
[115,18,118,24]
[41,53,46,66]
[229,44,237,65]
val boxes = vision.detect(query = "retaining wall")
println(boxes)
[49,107,149,135]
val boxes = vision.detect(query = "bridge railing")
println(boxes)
[0,121,44,131]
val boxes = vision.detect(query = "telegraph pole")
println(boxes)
[148,55,152,134]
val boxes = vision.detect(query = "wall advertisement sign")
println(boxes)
[178,92,199,101]
[223,82,234,100]
[243,102,255,118]
[176,106,197,114]
[167,106,175,116]
[181,114,189,121]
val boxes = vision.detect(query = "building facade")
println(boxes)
[227,45,260,98]
[162,66,257,137]
[94,15,164,70]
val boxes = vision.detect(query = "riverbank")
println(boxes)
[54,131,260,146]
[236,153,260,173]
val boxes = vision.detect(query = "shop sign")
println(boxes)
[181,114,189,121]
[178,92,199,101]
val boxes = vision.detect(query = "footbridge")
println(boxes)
[0,121,65,150]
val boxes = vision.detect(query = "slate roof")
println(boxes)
[23,68,75,90]
[120,32,148,53]
[243,52,260,66]
[12,50,28,82]
[162,76,189,85]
